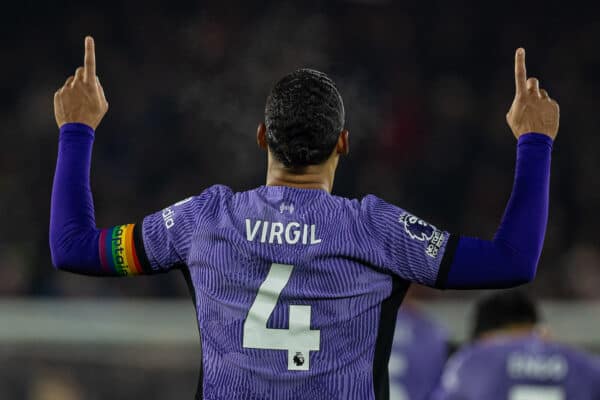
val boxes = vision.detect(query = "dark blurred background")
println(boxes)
[1,0,599,398]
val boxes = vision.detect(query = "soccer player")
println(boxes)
[389,289,448,400]
[433,290,600,400]
[50,36,559,399]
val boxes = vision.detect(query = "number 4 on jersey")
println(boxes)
[243,263,320,371]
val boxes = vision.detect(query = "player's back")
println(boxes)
[436,334,600,400]
[174,184,451,400]
[389,308,448,400]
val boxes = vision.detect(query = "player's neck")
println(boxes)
[265,157,337,193]
[478,324,540,342]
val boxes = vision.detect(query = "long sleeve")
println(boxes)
[49,123,105,273]
[439,133,553,289]
[49,123,153,276]
[49,122,214,276]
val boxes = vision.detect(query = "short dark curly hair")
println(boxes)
[471,290,540,340]
[264,69,345,168]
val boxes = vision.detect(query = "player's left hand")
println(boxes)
[54,36,108,129]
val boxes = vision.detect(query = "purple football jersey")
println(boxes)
[389,308,448,400]
[140,185,453,399]
[434,334,600,400]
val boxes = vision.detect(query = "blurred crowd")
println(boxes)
[1,0,600,298]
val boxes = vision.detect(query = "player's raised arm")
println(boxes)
[50,37,196,276]
[439,48,559,288]
[363,49,559,290]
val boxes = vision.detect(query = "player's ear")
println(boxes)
[257,123,268,151]
[336,129,349,156]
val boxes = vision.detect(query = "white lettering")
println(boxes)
[269,222,284,244]
[245,219,262,242]
[310,224,321,244]
[244,219,322,246]
[285,222,301,244]
[162,207,175,229]
[260,221,270,243]
[507,353,568,381]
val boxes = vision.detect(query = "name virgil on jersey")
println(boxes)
[245,219,321,245]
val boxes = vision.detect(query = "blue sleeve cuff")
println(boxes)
[518,132,554,148]
[59,123,95,139]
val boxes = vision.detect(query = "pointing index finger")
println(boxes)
[515,48,527,96]
[84,36,96,82]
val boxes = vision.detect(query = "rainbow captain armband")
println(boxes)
[99,224,145,276]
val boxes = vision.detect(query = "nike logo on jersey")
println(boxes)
[245,219,321,245]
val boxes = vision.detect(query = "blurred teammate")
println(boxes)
[433,291,600,399]
[389,288,448,400]
[50,37,559,399]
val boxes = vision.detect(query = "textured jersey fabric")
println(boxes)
[433,334,600,400]
[389,308,448,400]
[50,124,551,289]
[49,123,554,399]
[141,184,452,399]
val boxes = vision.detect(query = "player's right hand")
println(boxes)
[506,48,559,140]
[54,36,108,130]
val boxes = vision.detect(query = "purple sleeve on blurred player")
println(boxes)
[390,310,449,400]
[442,133,553,289]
